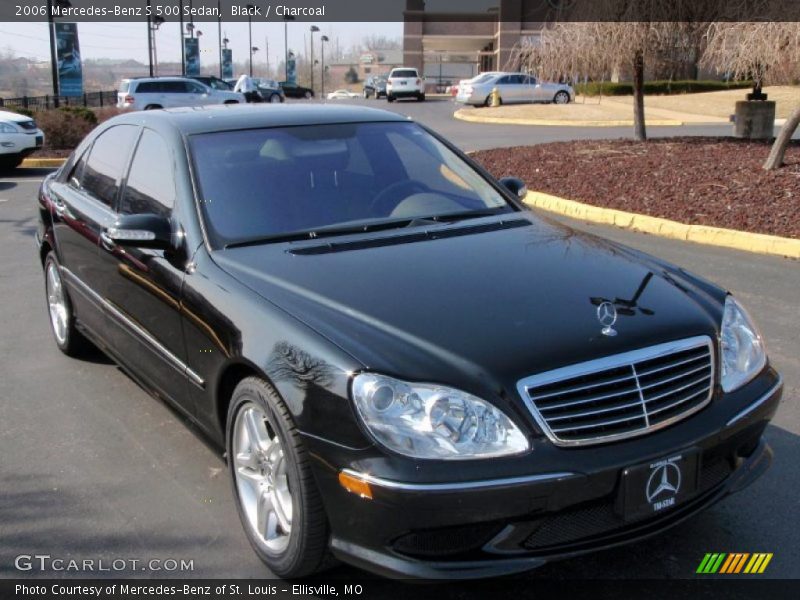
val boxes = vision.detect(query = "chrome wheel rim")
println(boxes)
[270,94,281,103]
[233,403,293,553]
[46,262,68,345]
[555,92,568,104]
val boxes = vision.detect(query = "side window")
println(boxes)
[161,81,185,93]
[120,129,175,218]
[496,76,512,85]
[187,81,206,93]
[136,81,158,93]
[67,147,89,188]
[508,75,524,84]
[81,125,140,207]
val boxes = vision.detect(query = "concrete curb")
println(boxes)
[21,157,66,168]
[524,190,800,260]
[454,108,684,127]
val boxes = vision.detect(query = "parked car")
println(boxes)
[362,75,387,99]
[0,109,44,169]
[253,78,286,103]
[278,81,314,99]
[36,104,782,580]
[456,72,574,106]
[386,67,425,102]
[326,89,360,100]
[117,77,244,111]
[190,75,234,91]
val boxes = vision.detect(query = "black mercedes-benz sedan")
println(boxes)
[35,104,782,579]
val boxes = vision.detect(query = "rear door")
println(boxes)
[99,128,194,412]
[49,125,140,343]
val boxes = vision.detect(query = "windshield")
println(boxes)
[189,122,514,247]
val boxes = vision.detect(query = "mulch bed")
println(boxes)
[473,137,800,239]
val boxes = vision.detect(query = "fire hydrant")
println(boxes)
[489,87,501,107]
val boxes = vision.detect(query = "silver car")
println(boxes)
[456,72,574,107]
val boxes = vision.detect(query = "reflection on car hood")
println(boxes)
[213,213,722,395]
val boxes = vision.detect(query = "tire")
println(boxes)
[143,104,162,111]
[303,91,312,99]
[0,155,23,170]
[43,252,91,357]
[554,91,570,104]
[417,93,425,102]
[224,100,239,105]
[227,377,332,578]
[362,90,369,99]
[387,95,395,103]
[269,94,282,104]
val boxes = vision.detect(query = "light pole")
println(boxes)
[251,47,260,77]
[320,35,329,97]
[283,15,295,81]
[247,4,255,77]
[179,0,184,74]
[309,25,320,93]
[218,0,223,78]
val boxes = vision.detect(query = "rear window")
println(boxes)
[391,70,417,78]
[472,74,494,84]
[119,81,130,94]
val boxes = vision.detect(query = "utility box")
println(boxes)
[733,100,776,139]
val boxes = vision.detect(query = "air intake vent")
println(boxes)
[289,218,531,255]
[517,336,714,447]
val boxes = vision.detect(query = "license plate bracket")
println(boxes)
[619,449,700,521]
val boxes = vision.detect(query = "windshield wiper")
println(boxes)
[224,208,514,249]
[224,218,420,249]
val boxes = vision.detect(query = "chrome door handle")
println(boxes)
[99,231,116,251]
[53,199,68,217]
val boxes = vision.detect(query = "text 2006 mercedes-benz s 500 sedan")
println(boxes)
[36,105,782,579]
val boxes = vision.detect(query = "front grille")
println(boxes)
[517,336,714,446]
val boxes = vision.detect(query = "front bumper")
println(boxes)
[305,372,782,579]
[0,130,44,157]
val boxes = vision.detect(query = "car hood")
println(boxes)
[213,214,723,401]
[0,110,34,124]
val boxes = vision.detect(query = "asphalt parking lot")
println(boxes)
[0,100,797,583]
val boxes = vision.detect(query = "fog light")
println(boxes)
[338,471,373,500]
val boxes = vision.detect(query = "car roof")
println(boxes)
[107,104,409,136]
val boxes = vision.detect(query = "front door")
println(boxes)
[99,127,194,414]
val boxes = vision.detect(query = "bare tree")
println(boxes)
[702,22,800,170]
[514,1,734,141]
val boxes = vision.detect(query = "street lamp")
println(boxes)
[145,0,165,77]
[320,35,329,97]
[247,4,255,77]
[309,25,320,93]
[217,0,223,79]
[46,0,72,106]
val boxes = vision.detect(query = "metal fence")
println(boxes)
[0,91,118,111]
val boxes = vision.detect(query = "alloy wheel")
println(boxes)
[46,261,68,345]
[233,402,294,553]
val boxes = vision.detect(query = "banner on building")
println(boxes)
[184,37,200,76]
[55,22,83,97]
[222,48,233,79]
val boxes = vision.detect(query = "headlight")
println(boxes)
[720,296,766,392]
[0,122,18,134]
[351,373,529,460]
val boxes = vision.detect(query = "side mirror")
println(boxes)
[499,176,528,199]
[104,213,173,250]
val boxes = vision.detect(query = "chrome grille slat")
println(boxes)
[537,383,640,412]
[545,399,645,422]
[647,387,711,417]
[638,364,710,390]
[516,336,715,447]
[636,351,710,377]
[528,372,638,400]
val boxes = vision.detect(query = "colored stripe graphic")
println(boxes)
[698,553,773,574]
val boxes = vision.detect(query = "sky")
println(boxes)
[0,21,403,66]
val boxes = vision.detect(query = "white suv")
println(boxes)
[386,68,425,102]
[0,109,45,169]
[117,77,245,111]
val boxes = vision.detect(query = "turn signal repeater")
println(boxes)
[338,471,373,500]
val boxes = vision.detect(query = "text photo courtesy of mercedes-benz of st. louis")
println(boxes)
[36,104,782,579]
